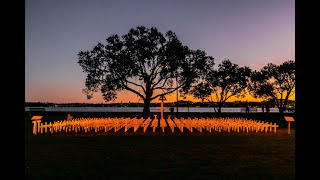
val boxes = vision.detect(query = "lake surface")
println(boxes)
[25,107,284,113]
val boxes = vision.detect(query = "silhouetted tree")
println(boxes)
[78,26,214,117]
[249,60,295,113]
[190,59,252,114]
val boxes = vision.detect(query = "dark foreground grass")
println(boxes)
[25,128,295,179]
[25,112,295,179]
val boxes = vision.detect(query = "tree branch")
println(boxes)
[153,77,170,90]
[123,85,145,101]
[224,92,236,102]
[151,83,184,100]
[151,73,165,89]
[126,80,146,93]
[150,57,161,82]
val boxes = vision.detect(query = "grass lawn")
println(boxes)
[25,112,295,179]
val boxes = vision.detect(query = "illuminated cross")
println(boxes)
[158,95,167,120]
[31,116,43,135]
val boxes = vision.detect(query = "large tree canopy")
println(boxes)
[249,60,295,113]
[190,59,252,114]
[78,26,214,117]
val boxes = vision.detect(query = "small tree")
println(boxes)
[249,60,295,113]
[78,26,214,117]
[191,59,252,114]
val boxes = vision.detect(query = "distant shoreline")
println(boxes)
[25,106,294,114]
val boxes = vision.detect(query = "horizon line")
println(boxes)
[25,99,295,104]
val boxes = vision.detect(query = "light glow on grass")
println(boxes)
[32,116,279,135]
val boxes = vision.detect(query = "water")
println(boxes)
[25,106,283,113]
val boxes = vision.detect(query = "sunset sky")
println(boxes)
[25,0,295,103]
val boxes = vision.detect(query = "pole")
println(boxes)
[176,77,179,113]
[161,100,164,120]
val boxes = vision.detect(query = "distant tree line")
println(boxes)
[25,100,295,108]
[78,26,295,116]
[25,102,55,107]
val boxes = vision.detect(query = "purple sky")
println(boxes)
[25,0,295,103]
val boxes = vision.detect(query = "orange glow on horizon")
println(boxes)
[27,92,294,104]
[26,86,295,104]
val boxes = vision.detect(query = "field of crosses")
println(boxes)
[31,115,279,135]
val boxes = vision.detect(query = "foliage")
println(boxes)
[78,26,214,117]
[190,59,252,113]
[249,60,295,113]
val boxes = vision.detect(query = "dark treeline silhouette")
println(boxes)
[77,26,295,116]
[25,100,295,109]
[25,102,55,107]
[189,59,251,113]
[189,59,295,114]
[249,60,295,113]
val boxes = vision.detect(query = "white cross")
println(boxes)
[158,95,167,120]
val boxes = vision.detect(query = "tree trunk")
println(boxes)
[278,100,287,114]
[142,81,152,118]
[217,103,223,114]
[211,102,218,113]
[281,97,289,114]
[143,98,151,118]
[279,106,285,114]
